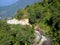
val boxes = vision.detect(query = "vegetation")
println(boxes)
[0,20,34,45]
[0,0,60,45]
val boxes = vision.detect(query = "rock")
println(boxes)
[34,26,52,45]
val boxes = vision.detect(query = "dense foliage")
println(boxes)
[0,20,34,45]
[14,0,60,45]
[0,0,60,45]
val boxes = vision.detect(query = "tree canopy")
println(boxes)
[0,0,60,45]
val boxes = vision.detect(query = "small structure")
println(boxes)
[7,18,32,27]
[7,18,19,24]
[0,17,2,19]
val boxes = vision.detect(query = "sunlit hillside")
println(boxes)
[0,0,60,45]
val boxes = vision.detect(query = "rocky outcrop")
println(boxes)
[33,26,52,45]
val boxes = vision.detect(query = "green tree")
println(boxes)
[14,9,23,20]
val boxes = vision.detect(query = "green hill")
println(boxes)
[14,0,60,45]
[0,0,60,45]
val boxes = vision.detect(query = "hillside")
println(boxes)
[0,0,60,45]
[14,0,60,45]
[0,0,40,18]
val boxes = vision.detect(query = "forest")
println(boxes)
[0,0,60,45]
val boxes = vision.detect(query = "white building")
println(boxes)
[7,18,32,27]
